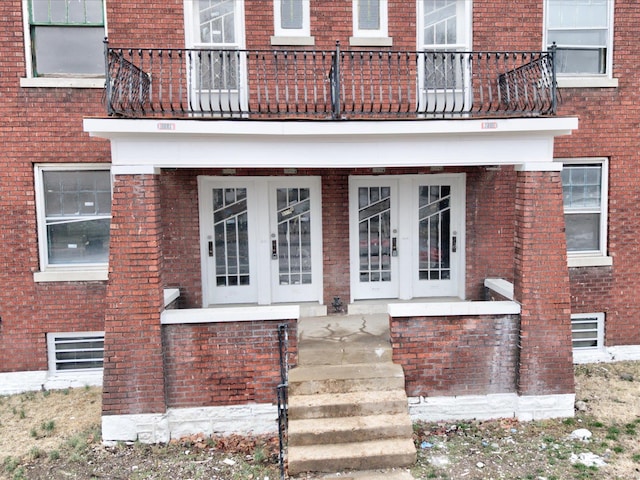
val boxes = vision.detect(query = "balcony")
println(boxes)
[104,41,558,120]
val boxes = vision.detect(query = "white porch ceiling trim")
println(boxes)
[84,117,578,172]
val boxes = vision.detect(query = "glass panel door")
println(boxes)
[350,178,399,299]
[200,179,258,305]
[412,175,464,298]
[270,179,321,303]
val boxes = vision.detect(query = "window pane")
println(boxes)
[33,26,104,75]
[358,0,380,30]
[199,0,235,44]
[565,213,600,251]
[547,0,608,29]
[43,170,111,217]
[562,165,601,208]
[423,0,458,46]
[31,0,104,24]
[281,0,303,29]
[47,218,110,264]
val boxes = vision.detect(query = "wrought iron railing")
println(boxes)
[104,40,558,119]
[276,323,289,480]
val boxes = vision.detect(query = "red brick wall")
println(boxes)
[163,319,297,407]
[551,1,640,346]
[390,314,520,397]
[514,171,574,396]
[0,0,110,373]
[102,174,166,416]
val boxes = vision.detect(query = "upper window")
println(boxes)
[274,0,310,38]
[419,0,471,49]
[35,165,112,273]
[352,0,388,39]
[545,0,613,77]
[561,159,608,260]
[24,0,105,77]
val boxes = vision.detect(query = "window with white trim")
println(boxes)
[352,0,388,38]
[35,165,112,272]
[23,0,105,78]
[561,159,608,258]
[545,0,614,77]
[571,313,604,350]
[274,0,310,37]
[47,332,104,372]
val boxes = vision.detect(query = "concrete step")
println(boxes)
[287,438,417,475]
[288,363,405,395]
[288,413,413,446]
[297,470,415,480]
[288,389,409,420]
[298,339,393,365]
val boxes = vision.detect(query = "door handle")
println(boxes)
[272,239,278,259]
[208,241,214,257]
[452,234,457,253]
[391,237,398,256]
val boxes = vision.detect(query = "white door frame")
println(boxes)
[349,173,466,301]
[198,176,322,306]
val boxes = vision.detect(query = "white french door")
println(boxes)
[349,174,465,300]
[199,177,322,306]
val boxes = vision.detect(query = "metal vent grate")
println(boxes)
[47,332,104,372]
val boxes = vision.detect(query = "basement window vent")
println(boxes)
[571,313,604,350]
[47,332,105,372]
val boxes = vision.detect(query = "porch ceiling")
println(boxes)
[84,117,578,172]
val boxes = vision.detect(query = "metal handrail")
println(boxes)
[276,323,289,480]
[104,39,558,120]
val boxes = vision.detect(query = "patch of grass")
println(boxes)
[49,450,60,461]
[624,422,637,436]
[632,453,640,463]
[3,456,20,474]
[606,426,620,441]
[41,419,56,432]
[29,428,38,438]
[11,466,26,480]
[42,389,50,398]
[562,417,576,426]
[28,447,45,460]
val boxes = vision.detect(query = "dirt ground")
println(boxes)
[1,361,639,480]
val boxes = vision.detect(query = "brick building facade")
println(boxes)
[1,0,638,441]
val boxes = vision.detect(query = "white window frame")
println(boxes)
[34,164,111,283]
[543,0,617,88]
[417,0,472,50]
[271,0,313,45]
[560,158,611,268]
[350,0,391,46]
[47,332,105,373]
[20,0,107,89]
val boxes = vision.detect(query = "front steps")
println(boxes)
[287,315,416,476]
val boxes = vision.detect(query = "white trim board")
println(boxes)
[409,393,576,423]
[0,370,103,395]
[84,117,578,171]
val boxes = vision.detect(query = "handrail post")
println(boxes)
[550,42,557,114]
[103,37,113,116]
[331,41,341,119]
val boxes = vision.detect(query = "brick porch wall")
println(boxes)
[163,319,297,408]
[390,314,520,397]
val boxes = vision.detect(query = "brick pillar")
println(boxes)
[514,167,574,396]
[102,172,166,415]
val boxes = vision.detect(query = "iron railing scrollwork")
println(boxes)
[104,39,558,119]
